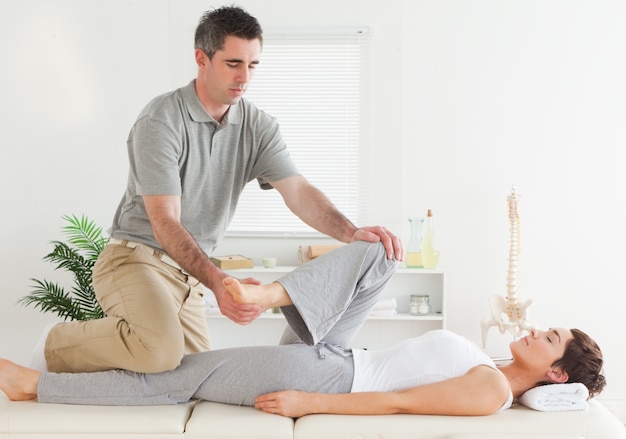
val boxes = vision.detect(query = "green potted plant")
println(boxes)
[19,214,107,321]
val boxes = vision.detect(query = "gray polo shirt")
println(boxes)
[110,80,299,254]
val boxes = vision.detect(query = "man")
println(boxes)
[37,6,402,375]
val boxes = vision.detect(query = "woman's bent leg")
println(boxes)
[278,241,397,347]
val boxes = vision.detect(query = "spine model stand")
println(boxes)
[481,187,534,348]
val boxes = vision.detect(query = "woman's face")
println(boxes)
[511,327,573,371]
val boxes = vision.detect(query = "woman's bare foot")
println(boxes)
[0,358,40,401]
[222,277,292,310]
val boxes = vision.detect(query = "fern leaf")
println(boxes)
[61,214,107,261]
[69,285,105,319]
[20,214,108,321]
[19,279,88,321]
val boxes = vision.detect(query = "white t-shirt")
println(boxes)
[351,329,513,410]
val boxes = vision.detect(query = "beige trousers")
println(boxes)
[45,241,211,373]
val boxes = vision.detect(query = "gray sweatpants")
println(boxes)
[37,241,397,406]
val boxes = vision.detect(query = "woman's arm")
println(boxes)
[255,365,510,417]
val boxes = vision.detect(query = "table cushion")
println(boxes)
[184,402,294,439]
[0,395,194,438]
[293,400,625,439]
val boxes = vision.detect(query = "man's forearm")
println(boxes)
[152,218,223,291]
[290,184,358,242]
[272,175,358,242]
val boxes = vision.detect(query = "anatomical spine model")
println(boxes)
[481,187,534,348]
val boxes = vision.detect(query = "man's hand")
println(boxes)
[255,390,317,418]
[143,195,266,324]
[351,226,403,261]
[213,277,263,325]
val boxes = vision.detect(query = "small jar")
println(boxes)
[410,295,430,316]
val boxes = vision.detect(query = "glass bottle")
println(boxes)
[406,217,424,268]
[421,209,440,269]
[410,295,431,315]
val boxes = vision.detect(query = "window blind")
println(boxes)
[226,29,371,237]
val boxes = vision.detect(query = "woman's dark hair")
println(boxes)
[194,5,263,59]
[550,328,606,398]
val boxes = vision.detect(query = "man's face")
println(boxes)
[196,35,261,109]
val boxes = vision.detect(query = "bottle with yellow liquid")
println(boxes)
[421,209,440,269]
[406,217,424,268]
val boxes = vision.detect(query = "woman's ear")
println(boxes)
[547,368,569,384]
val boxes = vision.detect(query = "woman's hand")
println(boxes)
[255,390,317,418]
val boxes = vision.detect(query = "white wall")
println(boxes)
[400,0,626,411]
[1,0,625,412]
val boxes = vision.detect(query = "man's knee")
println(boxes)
[124,326,187,373]
[132,341,185,373]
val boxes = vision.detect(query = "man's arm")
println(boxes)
[143,194,262,324]
[255,366,510,417]
[271,175,403,260]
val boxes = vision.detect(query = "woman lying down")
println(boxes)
[0,242,605,417]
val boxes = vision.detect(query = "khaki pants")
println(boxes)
[45,241,211,373]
